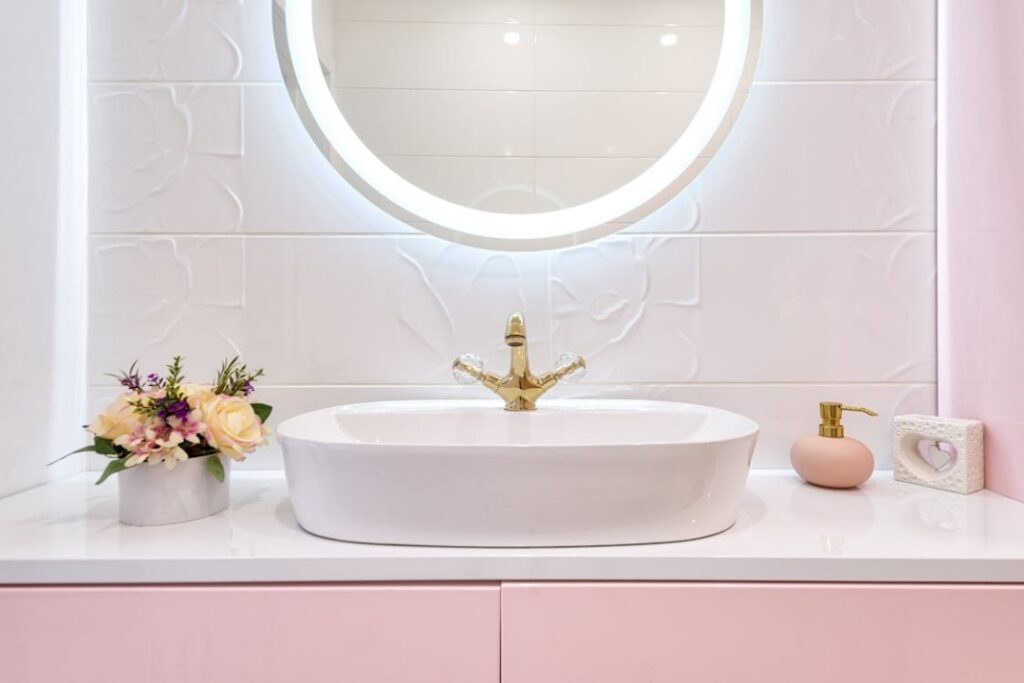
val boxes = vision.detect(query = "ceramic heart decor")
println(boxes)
[893,415,983,494]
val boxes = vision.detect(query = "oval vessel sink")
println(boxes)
[278,399,758,547]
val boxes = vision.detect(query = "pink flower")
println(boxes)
[115,414,204,470]
[167,409,206,444]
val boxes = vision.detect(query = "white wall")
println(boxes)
[0,1,87,497]
[86,0,938,470]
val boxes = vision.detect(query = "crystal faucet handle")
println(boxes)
[452,353,485,385]
[554,352,586,383]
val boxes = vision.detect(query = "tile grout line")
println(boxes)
[85,81,938,91]
[87,382,938,389]
[88,231,939,239]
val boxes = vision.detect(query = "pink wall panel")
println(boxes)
[0,584,499,683]
[502,583,1024,683]
[940,1,1024,500]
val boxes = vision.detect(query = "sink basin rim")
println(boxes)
[276,398,759,450]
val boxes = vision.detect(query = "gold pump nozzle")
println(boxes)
[818,402,878,438]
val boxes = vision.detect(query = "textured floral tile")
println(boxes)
[89,0,280,82]
[91,84,246,233]
[396,237,552,384]
[551,236,702,383]
[89,236,248,384]
[89,236,399,386]
[687,233,936,382]
[552,233,934,383]
[242,236,401,384]
[758,0,937,81]
[634,82,936,233]
[90,83,413,234]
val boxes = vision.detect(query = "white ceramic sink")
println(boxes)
[278,399,758,547]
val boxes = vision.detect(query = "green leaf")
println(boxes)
[47,445,97,467]
[95,458,129,485]
[251,403,273,424]
[93,436,119,455]
[205,454,225,483]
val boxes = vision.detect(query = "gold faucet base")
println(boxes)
[452,312,585,412]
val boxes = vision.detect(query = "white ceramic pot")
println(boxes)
[117,454,231,526]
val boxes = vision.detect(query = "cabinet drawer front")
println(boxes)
[0,584,499,683]
[502,583,1024,683]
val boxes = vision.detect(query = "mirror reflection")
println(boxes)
[306,0,726,213]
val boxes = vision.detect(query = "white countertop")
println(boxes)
[1,471,1023,584]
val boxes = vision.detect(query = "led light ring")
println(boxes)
[284,0,759,250]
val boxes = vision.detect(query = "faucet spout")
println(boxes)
[504,312,527,347]
[453,312,585,411]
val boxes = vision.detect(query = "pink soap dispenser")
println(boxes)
[791,402,878,489]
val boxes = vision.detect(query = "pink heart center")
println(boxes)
[916,439,957,472]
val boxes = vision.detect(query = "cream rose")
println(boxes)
[88,394,143,441]
[181,383,215,401]
[195,394,267,460]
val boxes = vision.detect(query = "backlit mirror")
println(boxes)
[274,0,762,250]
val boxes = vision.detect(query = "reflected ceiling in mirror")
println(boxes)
[275,0,762,250]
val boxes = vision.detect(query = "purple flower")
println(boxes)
[156,399,191,422]
[242,380,254,397]
[147,373,164,388]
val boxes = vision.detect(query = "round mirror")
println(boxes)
[275,0,762,250]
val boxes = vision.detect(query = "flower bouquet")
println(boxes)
[58,356,272,525]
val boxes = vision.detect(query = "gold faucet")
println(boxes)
[452,312,585,411]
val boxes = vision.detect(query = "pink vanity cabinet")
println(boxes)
[3,581,1024,683]
[502,583,1024,683]
[0,584,500,683]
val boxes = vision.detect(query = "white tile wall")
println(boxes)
[757,0,937,81]
[90,83,414,234]
[684,82,936,232]
[1,2,86,497]
[87,0,938,469]
[89,0,281,82]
